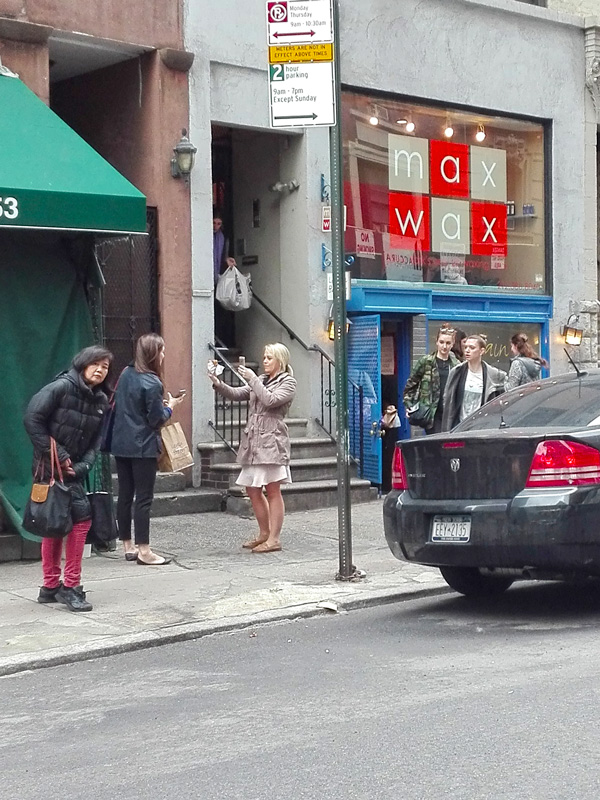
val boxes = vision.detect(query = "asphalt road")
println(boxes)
[3,581,600,800]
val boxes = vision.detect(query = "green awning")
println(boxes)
[0,72,146,233]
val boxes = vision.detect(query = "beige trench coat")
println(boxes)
[214,372,297,465]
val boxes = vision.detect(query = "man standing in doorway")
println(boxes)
[213,211,236,347]
[213,212,236,284]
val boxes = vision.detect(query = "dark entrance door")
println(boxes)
[95,208,159,374]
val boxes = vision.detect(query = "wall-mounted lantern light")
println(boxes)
[171,129,197,182]
[562,314,584,346]
[327,304,351,341]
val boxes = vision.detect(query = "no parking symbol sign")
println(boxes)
[268,2,288,23]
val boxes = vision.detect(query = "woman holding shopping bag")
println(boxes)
[110,333,185,565]
[24,345,113,612]
[208,343,297,553]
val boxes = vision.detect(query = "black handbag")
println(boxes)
[407,403,434,428]
[86,468,117,546]
[22,438,73,539]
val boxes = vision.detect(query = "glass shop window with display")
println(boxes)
[342,92,546,293]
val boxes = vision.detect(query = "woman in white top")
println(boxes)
[442,334,507,431]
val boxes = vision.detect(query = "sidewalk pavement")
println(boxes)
[0,502,448,676]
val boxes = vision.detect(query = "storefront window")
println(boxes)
[426,321,543,374]
[342,92,547,293]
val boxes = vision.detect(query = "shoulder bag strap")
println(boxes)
[49,437,64,485]
[108,367,128,407]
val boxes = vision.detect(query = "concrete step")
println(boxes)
[111,470,187,496]
[198,436,336,465]
[226,478,377,515]
[211,456,353,486]
[210,417,309,438]
[290,437,337,460]
[114,487,222,517]
[149,488,223,517]
[0,532,22,563]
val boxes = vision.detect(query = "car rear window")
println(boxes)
[455,375,600,431]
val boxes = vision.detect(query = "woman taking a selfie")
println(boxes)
[110,333,185,565]
[442,333,507,431]
[208,343,296,553]
[24,345,113,612]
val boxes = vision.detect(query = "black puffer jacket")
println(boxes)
[23,368,108,522]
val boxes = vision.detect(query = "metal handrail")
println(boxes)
[249,292,364,476]
[207,342,248,454]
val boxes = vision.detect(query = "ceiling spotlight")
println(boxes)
[405,121,415,133]
[475,123,486,143]
[396,118,407,125]
[444,125,454,138]
[369,116,379,126]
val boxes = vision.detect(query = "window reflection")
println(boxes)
[342,92,546,293]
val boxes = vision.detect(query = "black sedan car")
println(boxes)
[383,369,600,596]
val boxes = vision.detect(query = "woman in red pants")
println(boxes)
[24,345,113,612]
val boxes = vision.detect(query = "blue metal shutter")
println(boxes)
[348,315,382,484]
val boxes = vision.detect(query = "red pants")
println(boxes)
[41,519,92,589]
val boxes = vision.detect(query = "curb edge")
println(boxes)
[0,584,451,678]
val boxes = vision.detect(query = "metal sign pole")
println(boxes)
[330,0,354,581]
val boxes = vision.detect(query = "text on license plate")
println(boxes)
[431,515,471,543]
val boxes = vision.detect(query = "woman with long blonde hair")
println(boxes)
[209,343,297,552]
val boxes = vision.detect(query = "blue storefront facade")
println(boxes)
[336,1,599,487]
[341,78,575,484]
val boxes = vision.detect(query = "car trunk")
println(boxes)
[402,431,544,500]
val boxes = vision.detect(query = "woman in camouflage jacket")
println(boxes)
[403,325,459,434]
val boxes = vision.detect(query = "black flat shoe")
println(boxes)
[136,557,171,566]
[125,552,139,562]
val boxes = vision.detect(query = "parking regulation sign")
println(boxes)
[267,0,333,45]
[269,61,335,128]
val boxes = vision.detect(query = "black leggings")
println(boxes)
[115,457,157,546]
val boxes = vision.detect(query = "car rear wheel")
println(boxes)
[439,567,513,597]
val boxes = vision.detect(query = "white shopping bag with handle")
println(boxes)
[216,266,252,311]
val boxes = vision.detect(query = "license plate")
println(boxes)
[431,515,471,543]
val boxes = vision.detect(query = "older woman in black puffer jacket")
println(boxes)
[24,345,112,612]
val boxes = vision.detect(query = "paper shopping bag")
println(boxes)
[158,422,195,472]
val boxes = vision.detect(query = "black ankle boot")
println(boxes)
[37,583,62,604]
[56,585,93,612]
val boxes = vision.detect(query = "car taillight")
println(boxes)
[526,440,600,488]
[392,446,408,490]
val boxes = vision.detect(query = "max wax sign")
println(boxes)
[387,135,508,261]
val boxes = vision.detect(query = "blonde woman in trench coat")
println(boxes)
[209,343,297,553]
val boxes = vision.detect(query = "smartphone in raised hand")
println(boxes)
[238,356,246,368]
